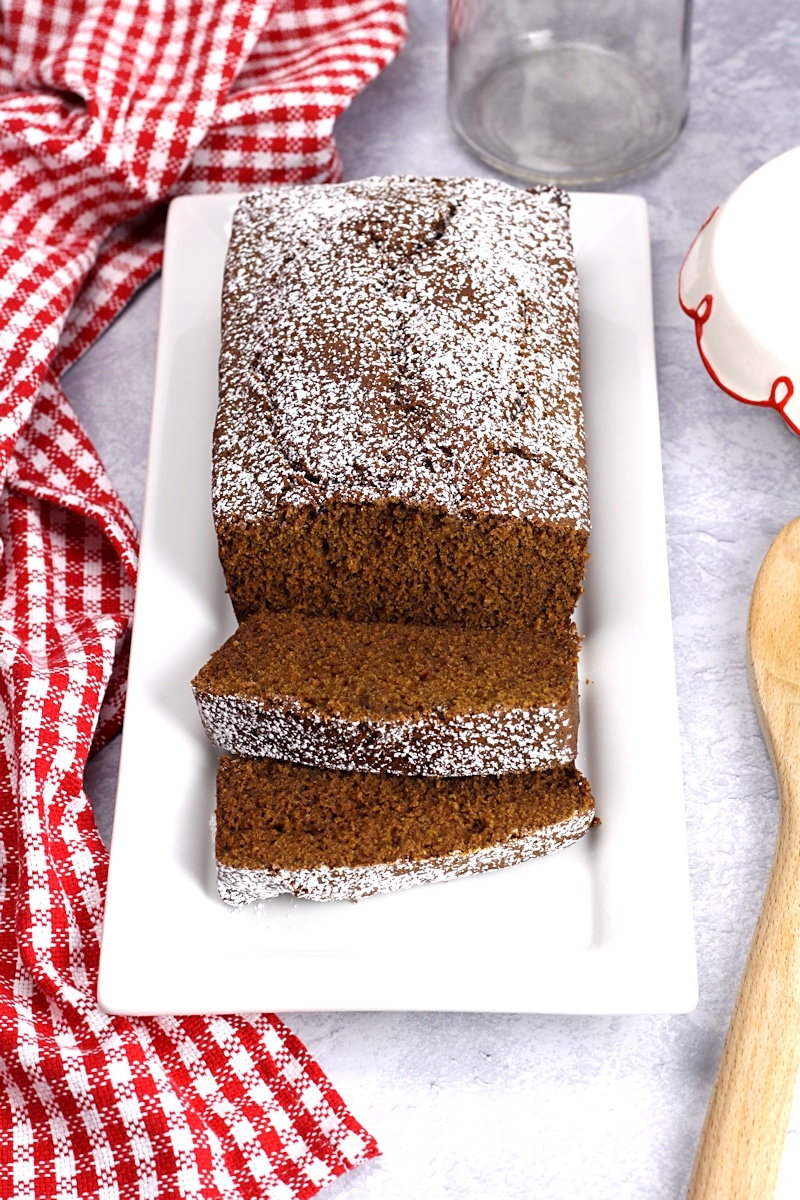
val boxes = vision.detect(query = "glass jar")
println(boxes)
[448,0,692,185]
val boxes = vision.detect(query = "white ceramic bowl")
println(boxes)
[679,146,800,435]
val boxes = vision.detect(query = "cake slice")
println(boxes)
[193,610,581,776]
[215,757,595,905]
[213,176,589,630]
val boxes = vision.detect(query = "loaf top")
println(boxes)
[214,176,587,531]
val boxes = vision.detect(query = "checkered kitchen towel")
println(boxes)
[0,1,405,1196]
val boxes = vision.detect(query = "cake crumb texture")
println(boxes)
[193,609,580,717]
[215,757,594,873]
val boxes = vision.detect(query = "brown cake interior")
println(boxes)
[218,501,588,630]
[194,608,580,719]
[215,758,593,871]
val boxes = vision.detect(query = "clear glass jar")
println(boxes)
[448,0,692,185]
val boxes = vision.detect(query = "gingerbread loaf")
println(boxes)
[204,176,594,906]
[213,176,589,631]
[215,757,595,905]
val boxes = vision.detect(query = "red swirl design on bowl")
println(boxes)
[679,206,797,434]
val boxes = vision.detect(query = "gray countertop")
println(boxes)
[66,0,800,1195]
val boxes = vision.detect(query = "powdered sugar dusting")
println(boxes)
[213,176,588,529]
[194,687,576,776]
[216,809,594,905]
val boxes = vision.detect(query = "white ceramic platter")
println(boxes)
[98,190,697,1016]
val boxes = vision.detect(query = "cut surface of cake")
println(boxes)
[193,610,580,775]
[213,176,588,630]
[215,758,595,905]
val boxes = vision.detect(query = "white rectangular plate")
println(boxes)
[99,190,697,1016]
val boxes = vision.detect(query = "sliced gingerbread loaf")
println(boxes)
[214,757,595,905]
[213,176,588,631]
[193,610,580,776]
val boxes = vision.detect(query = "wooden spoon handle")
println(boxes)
[686,698,800,1200]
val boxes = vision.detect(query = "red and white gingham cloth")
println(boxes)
[0,2,406,1196]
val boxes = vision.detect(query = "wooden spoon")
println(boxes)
[687,515,800,1200]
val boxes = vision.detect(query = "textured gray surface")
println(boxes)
[67,0,800,1195]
